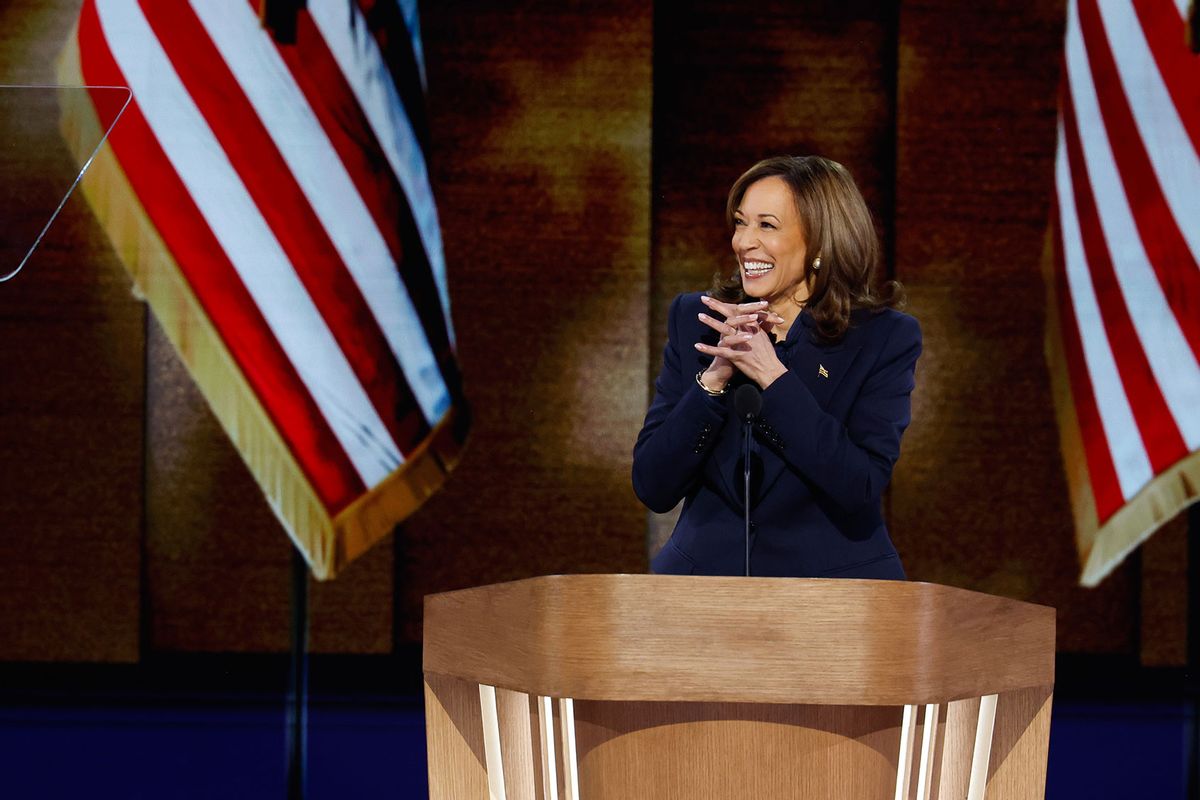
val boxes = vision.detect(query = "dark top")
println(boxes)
[633,291,922,578]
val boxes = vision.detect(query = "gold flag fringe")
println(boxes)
[57,25,466,579]
[1077,452,1200,587]
[1042,231,1200,588]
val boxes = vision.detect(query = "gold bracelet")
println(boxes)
[696,370,728,396]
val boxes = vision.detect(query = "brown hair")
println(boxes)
[712,155,903,342]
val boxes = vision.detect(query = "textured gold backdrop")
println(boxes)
[0,0,1186,663]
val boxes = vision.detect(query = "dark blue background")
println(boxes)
[0,655,1193,799]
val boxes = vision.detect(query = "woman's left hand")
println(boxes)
[694,321,788,390]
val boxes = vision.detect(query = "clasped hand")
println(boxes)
[694,295,789,391]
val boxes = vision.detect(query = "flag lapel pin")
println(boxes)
[818,364,829,378]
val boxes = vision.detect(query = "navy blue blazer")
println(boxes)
[633,292,921,579]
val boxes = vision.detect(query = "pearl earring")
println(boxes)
[812,257,822,270]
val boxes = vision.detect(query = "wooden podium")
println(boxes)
[423,575,1055,800]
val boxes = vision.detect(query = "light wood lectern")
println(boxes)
[423,575,1055,800]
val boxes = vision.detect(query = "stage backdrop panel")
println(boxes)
[0,0,143,661]
[648,0,898,555]
[144,316,395,654]
[0,0,1186,663]
[890,0,1150,655]
[395,0,654,641]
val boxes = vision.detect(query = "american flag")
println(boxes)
[59,0,467,579]
[1047,0,1199,586]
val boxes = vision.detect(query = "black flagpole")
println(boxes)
[286,546,310,800]
[1187,502,1199,799]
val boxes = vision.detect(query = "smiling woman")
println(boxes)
[715,155,902,343]
[632,155,922,579]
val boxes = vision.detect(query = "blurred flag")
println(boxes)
[58,0,467,579]
[1045,0,1199,586]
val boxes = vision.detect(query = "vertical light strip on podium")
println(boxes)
[894,703,919,799]
[480,688,576,800]
[915,703,941,800]
[536,696,559,800]
[558,698,580,800]
[479,684,507,800]
[967,693,999,800]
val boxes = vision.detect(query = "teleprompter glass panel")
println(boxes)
[1,84,131,282]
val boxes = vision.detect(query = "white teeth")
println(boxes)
[743,261,773,275]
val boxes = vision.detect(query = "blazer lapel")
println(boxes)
[710,415,747,509]
[753,341,863,502]
[690,327,750,509]
[789,341,861,410]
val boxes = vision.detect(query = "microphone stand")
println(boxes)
[743,421,752,577]
[733,384,762,577]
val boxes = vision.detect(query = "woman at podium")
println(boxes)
[633,155,921,579]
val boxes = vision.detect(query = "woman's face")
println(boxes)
[731,176,810,307]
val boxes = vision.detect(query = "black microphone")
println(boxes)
[734,383,762,423]
[734,385,761,576]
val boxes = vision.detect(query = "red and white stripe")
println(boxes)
[307,0,454,342]
[1054,0,1199,522]
[189,0,447,424]
[80,0,457,513]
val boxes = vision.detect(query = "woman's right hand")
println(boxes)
[694,296,782,392]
